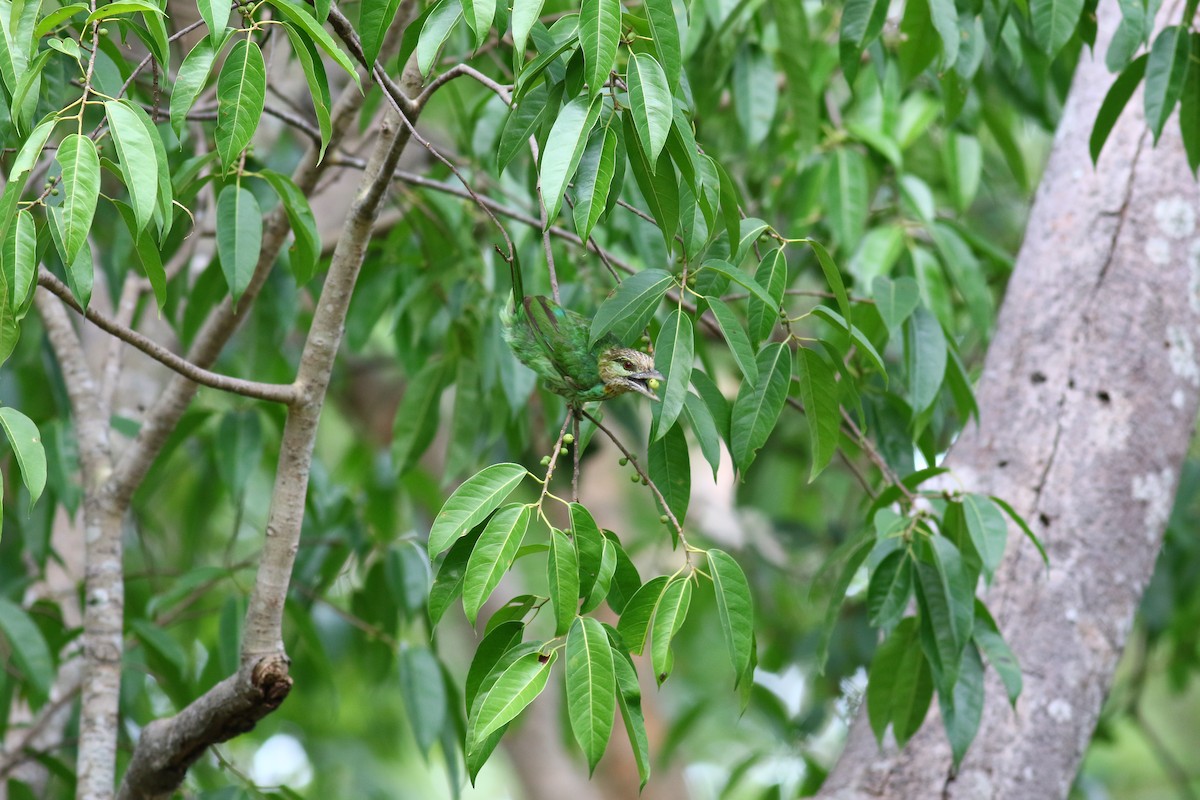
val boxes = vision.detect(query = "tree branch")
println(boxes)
[38,270,298,405]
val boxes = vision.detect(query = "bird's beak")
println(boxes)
[629,369,665,401]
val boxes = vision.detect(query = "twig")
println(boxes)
[581,409,686,545]
[38,270,298,405]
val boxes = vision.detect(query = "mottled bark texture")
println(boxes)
[819,4,1200,799]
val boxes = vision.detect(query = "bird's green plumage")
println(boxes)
[501,261,662,405]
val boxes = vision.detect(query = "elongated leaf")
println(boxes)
[170,38,216,139]
[868,549,912,628]
[548,527,579,636]
[498,84,559,174]
[511,0,546,57]
[466,621,524,710]
[359,0,406,65]
[462,0,496,49]
[973,599,1022,706]
[706,297,757,383]
[474,650,557,739]
[417,2,463,76]
[579,0,619,97]
[611,645,651,788]
[566,617,616,774]
[732,44,777,146]
[647,422,690,529]
[805,237,852,327]
[589,268,672,346]
[904,306,947,415]
[644,0,681,90]
[622,111,678,248]
[400,646,447,756]
[1031,0,1084,58]
[392,358,447,474]
[512,17,579,100]
[867,617,933,746]
[105,100,158,233]
[573,122,618,242]
[915,535,974,695]
[683,392,721,478]
[215,184,262,303]
[463,504,531,624]
[281,21,333,162]
[627,52,672,163]
[571,502,606,601]
[991,495,1049,566]
[811,304,886,380]
[582,538,616,613]
[112,200,167,310]
[839,0,889,82]
[5,210,37,311]
[794,347,840,480]
[747,247,786,345]
[823,150,868,252]
[708,549,753,683]
[53,134,98,265]
[1181,33,1200,174]
[429,526,484,626]
[1144,26,1190,143]
[260,169,322,284]
[84,0,165,24]
[650,576,691,683]
[215,38,265,168]
[34,3,87,39]
[0,407,45,507]
[428,463,528,555]
[0,598,52,700]
[652,309,693,439]
[872,274,920,331]
[616,576,668,654]
[700,260,775,308]
[263,0,359,80]
[941,643,985,768]
[540,94,602,224]
[731,342,791,474]
[961,494,1008,579]
[0,120,57,249]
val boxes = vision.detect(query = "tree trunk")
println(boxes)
[820,3,1200,798]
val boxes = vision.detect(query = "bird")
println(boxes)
[501,260,664,405]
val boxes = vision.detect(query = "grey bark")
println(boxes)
[820,3,1200,799]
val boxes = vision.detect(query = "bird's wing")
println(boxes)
[522,296,593,383]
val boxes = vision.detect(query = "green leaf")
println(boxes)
[540,94,602,224]
[961,494,1008,579]
[616,576,668,654]
[1181,34,1200,174]
[644,0,681,91]
[281,21,333,162]
[991,495,1049,567]
[683,393,720,479]
[650,576,691,683]
[581,538,616,613]
[571,502,606,601]
[263,0,358,80]
[214,38,265,168]
[83,0,165,24]
[510,0,546,58]
[839,0,889,83]
[260,169,322,285]
[3,210,37,312]
[51,223,92,309]
[647,422,690,528]
[626,52,672,163]
[973,599,1022,706]
[943,131,981,213]
[706,297,758,383]
[867,549,912,629]
[611,645,651,788]
[498,83,558,174]
[33,3,87,39]
[466,621,524,711]
[1144,26,1191,143]
[748,248,787,346]
[700,260,775,308]
[392,358,447,474]
[0,407,45,508]
[566,617,616,774]
[572,122,618,242]
[463,504,531,624]
[871,275,919,332]
[512,17,579,100]
[589,268,673,346]
[915,535,974,695]
[579,0,619,97]
[112,201,166,310]
[867,617,933,746]
[52,134,98,265]
[940,643,985,768]
[810,304,886,380]
[690,369,730,444]
[215,184,262,303]
[473,650,557,739]
[548,527,579,636]
[898,0,937,81]
[462,0,496,49]
[651,309,693,440]
[358,0,404,65]
[428,463,528,555]
[823,149,868,251]
[197,0,229,40]
[1031,0,1083,59]
[104,100,158,233]
[0,598,53,701]
[731,343,791,474]
[793,347,841,481]
[604,533,642,614]
[904,306,947,415]
[400,646,447,757]
[806,237,852,326]
[732,44,777,147]
[708,549,754,683]
[622,111,678,249]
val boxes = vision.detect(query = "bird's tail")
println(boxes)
[508,250,524,312]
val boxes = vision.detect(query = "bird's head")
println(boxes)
[598,348,665,400]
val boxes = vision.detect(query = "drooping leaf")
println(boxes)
[651,309,693,440]
[650,576,691,683]
[611,644,651,788]
[867,549,913,629]
[589,268,673,346]
[0,407,46,508]
[214,38,266,169]
[566,617,616,774]
[973,599,1022,706]
[463,504,531,624]
[0,598,53,701]
[264,0,359,80]
[644,0,681,90]
[400,646,447,757]
[540,94,602,224]
[573,122,618,242]
[867,617,933,746]
[104,99,159,232]
[626,52,672,163]
[683,392,721,479]
[647,422,690,529]
[708,549,754,683]
[872,275,920,332]
[359,0,406,65]
[510,0,547,57]
[706,297,758,383]
[1144,26,1191,143]
[428,463,528,555]
[215,184,262,303]
[1031,0,1084,59]
[794,347,841,481]
[732,44,777,146]
[171,38,217,138]
[731,343,791,474]
[260,169,322,285]
[281,21,334,162]
[392,358,448,474]
[473,650,557,739]
[579,0,619,97]
[548,527,579,636]
[940,643,985,768]
[904,305,948,415]
[616,576,668,654]
[961,494,1008,579]
[52,133,98,265]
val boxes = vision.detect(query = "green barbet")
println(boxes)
[501,262,664,404]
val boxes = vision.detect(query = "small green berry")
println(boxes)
[563,433,574,444]
[641,477,649,486]
[51,187,59,196]
[560,446,568,455]
[647,378,661,391]
[659,515,669,524]
[540,455,551,466]
[619,456,628,466]
[780,309,789,318]
[630,472,640,482]
[98,26,109,35]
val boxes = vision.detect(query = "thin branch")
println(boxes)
[38,270,297,405]
[415,62,512,106]
[581,409,686,544]
[114,18,207,101]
